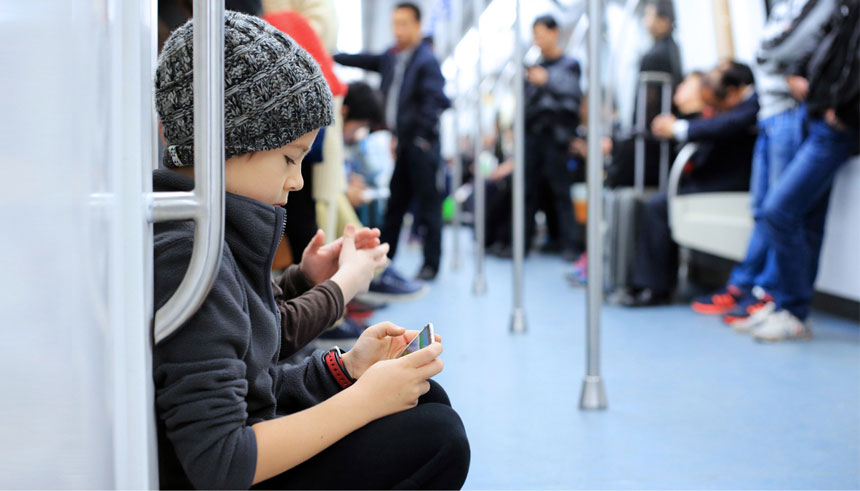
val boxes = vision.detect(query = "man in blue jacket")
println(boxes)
[335,2,450,281]
[622,61,760,306]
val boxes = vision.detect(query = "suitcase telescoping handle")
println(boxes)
[147,0,225,345]
[634,71,674,192]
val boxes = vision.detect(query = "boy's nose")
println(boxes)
[286,174,304,192]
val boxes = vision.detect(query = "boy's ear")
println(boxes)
[341,105,349,119]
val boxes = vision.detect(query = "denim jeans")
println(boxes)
[758,108,857,319]
[728,106,803,290]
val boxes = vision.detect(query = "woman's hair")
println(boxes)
[533,14,559,30]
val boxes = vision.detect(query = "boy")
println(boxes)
[153,11,469,489]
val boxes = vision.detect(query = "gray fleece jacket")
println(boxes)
[152,169,345,489]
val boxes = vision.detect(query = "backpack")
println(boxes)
[806,0,860,127]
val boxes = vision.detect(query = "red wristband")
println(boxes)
[325,349,354,389]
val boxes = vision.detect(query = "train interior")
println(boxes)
[1,0,858,488]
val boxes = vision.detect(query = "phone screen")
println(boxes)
[399,323,433,357]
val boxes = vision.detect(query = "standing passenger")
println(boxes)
[690,0,808,324]
[523,14,583,261]
[750,0,859,341]
[335,2,450,281]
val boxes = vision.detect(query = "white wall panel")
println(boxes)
[816,158,860,301]
[0,0,154,487]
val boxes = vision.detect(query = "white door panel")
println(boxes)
[0,1,156,488]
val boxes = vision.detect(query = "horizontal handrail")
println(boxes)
[667,142,699,222]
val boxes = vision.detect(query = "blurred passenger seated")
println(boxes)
[620,61,759,307]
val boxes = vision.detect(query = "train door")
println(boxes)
[0,1,157,487]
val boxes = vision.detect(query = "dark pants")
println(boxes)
[485,175,513,247]
[381,138,443,269]
[254,380,470,490]
[758,109,857,319]
[631,193,676,294]
[525,132,578,253]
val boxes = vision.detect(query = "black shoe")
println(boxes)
[488,242,513,258]
[416,264,438,281]
[539,240,562,253]
[562,248,580,263]
[618,288,670,307]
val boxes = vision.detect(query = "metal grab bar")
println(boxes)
[634,71,674,192]
[579,0,607,411]
[509,0,526,333]
[149,0,225,345]
[666,142,699,221]
[472,0,487,296]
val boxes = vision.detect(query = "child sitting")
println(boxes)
[153,11,469,489]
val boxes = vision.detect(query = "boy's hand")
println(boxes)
[299,226,382,285]
[347,341,444,418]
[330,224,390,302]
[341,322,443,379]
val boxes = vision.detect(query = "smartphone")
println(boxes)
[399,323,435,357]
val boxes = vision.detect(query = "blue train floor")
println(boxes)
[368,228,860,489]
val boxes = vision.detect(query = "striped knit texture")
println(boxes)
[155,10,333,168]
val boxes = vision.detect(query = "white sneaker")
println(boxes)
[730,301,776,333]
[752,310,812,342]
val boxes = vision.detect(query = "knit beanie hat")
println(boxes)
[155,10,333,168]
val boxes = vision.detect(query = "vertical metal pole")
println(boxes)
[658,80,672,192]
[472,0,487,295]
[450,3,463,271]
[510,0,526,333]
[579,0,607,410]
[634,78,646,192]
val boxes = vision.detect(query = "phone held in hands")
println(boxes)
[399,323,435,357]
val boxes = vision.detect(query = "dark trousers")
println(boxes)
[631,193,676,294]
[525,132,578,253]
[485,175,513,247]
[381,138,443,269]
[254,380,470,490]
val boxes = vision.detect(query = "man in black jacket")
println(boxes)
[335,3,450,280]
[622,61,760,306]
[524,14,583,261]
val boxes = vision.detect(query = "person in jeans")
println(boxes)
[335,2,450,281]
[690,0,806,325]
[695,0,860,341]
[752,0,859,340]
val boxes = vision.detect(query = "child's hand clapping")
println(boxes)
[299,226,383,286]
[330,224,390,302]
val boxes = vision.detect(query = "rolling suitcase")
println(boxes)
[603,72,673,296]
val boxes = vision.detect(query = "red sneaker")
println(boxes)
[691,285,745,315]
